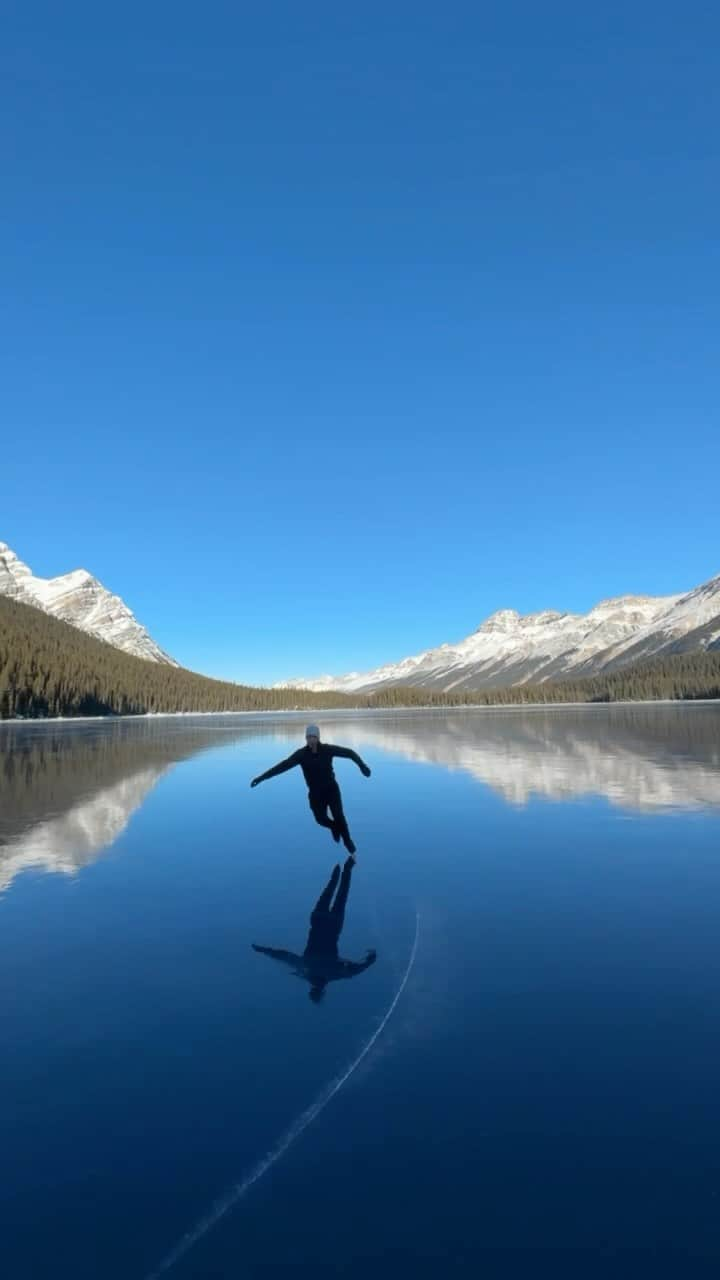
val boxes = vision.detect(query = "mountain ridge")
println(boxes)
[0,540,176,665]
[2,591,718,718]
[277,574,720,694]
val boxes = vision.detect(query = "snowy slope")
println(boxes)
[592,574,720,669]
[0,541,177,665]
[277,574,720,694]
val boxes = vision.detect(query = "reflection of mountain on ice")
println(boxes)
[1,707,719,896]
[352,721,720,810]
[264,705,720,813]
[0,766,168,892]
[0,718,242,894]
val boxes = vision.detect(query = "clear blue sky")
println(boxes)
[3,2,719,684]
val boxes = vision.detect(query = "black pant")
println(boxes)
[308,781,352,847]
[306,860,353,956]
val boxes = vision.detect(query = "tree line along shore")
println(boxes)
[1,593,719,720]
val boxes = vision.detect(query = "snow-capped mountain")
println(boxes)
[278,573,720,694]
[0,540,176,665]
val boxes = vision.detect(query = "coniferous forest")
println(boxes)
[0,595,355,717]
[1,593,719,720]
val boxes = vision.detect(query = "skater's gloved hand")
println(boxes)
[250,777,260,788]
[360,763,371,777]
[366,948,377,962]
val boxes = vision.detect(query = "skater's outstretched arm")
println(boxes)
[338,950,377,979]
[328,745,372,777]
[250,750,302,787]
[252,944,304,970]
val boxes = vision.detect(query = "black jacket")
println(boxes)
[252,943,376,987]
[255,743,367,793]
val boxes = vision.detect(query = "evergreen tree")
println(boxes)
[1,593,719,720]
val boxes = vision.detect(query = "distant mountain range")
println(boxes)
[0,540,176,665]
[4,536,719,697]
[278,572,720,694]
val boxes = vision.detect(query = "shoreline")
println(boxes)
[2,698,719,727]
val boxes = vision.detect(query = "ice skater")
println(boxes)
[250,724,371,855]
[252,858,377,1002]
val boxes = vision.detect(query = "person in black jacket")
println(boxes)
[252,857,376,1002]
[250,724,371,855]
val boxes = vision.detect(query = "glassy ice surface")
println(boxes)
[2,705,720,1277]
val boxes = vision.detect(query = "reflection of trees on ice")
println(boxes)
[0,718,235,892]
[0,766,169,892]
[2,704,719,894]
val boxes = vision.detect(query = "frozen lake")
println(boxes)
[2,704,720,1276]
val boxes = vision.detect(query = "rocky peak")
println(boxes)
[0,538,176,666]
[475,609,521,634]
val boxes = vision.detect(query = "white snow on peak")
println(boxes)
[275,576,719,695]
[475,608,521,633]
[0,540,177,666]
[520,610,565,626]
